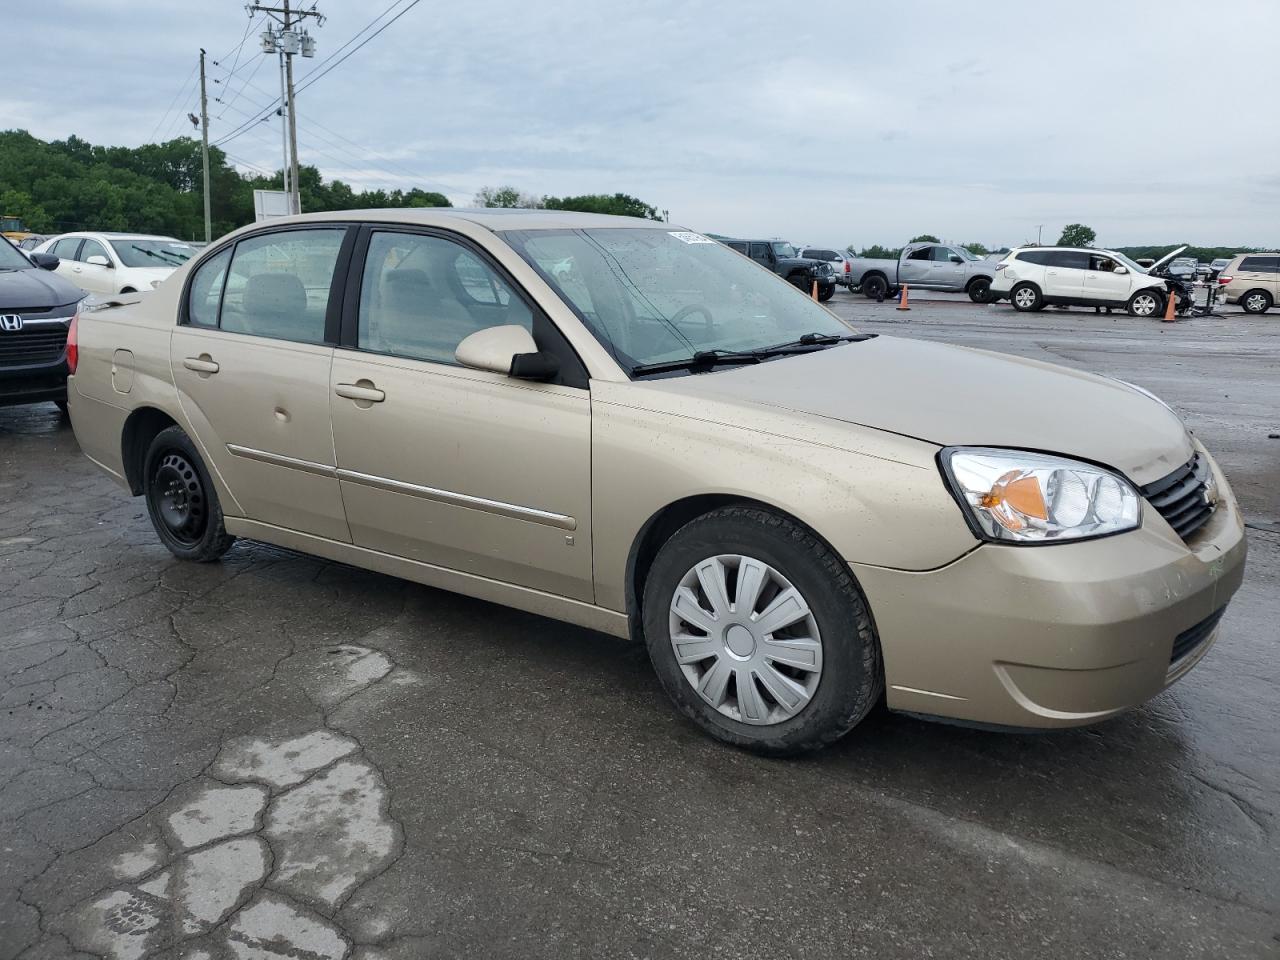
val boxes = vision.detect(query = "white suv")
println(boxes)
[992,246,1185,317]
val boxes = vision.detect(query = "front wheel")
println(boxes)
[143,426,235,562]
[967,277,993,303]
[1127,289,1163,318]
[1241,290,1272,314]
[818,283,835,302]
[642,506,882,755]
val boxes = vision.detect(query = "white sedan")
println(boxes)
[34,232,197,296]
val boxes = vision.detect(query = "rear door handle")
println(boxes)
[183,357,220,374]
[335,382,385,403]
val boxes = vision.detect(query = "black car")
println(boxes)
[720,238,837,301]
[0,238,86,410]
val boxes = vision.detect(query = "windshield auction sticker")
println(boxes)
[668,231,714,244]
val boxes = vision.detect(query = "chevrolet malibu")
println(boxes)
[65,210,1247,754]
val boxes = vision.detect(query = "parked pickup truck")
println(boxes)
[721,238,837,301]
[846,242,997,303]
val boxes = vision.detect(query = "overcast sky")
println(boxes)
[7,0,1279,249]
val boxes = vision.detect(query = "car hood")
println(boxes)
[1147,245,1188,273]
[646,335,1193,486]
[121,266,178,282]
[0,267,84,310]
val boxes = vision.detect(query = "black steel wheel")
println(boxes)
[861,274,888,300]
[143,426,235,562]
[967,277,992,303]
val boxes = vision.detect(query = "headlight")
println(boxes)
[940,448,1141,544]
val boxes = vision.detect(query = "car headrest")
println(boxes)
[243,272,307,317]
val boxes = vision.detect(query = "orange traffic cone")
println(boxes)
[897,284,911,311]
[1161,289,1177,322]
[811,279,818,301]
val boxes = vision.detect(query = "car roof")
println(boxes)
[54,231,187,242]
[255,208,677,233]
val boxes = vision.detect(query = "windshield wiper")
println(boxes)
[630,333,876,377]
[132,244,186,264]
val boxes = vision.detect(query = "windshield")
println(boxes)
[957,246,982,261]
[771,241,797,259]
[1109,250,1149,274]
[110,238,195,268]
[0,238,32,270]
[502,228,854,374]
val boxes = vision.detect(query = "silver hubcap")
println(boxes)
[1134,295,1156,315]
[1246,294,1265,310]
[1015,289,1035,307]
[668,554,823,726]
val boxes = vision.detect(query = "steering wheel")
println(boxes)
[669,303,714,340]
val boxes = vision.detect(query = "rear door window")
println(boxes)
[219,229,345,343]
[907,246,933,261]
[1045,250,1090,269]
[748,242,771,263]
[53,238,83,261]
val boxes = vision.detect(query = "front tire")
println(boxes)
[1241,289,1272,314]
[1127,289,1163,318]
[967,277,993,303]
[642,506,882,755]
[818,283,835,303]
[1010,283,1042,312]
[143,426,235,562]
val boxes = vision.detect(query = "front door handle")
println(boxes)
[183,356,220,374]
[335,381,385,403]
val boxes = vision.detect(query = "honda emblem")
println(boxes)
[0,315,23,332]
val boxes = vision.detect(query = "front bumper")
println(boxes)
[853,449,1247,728]
[0,363,69,407]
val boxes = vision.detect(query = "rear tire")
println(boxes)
[642,506,882,755]
[143,426,235,562]
[1010,283,1042,312]
[1127,289,1163,318]
[861,274,888,300]
[1241,289,1272,314]
[967,277,993,303]
[818,284,834,303]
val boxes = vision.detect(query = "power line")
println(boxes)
[295,0,422,95]
[214,52,268,120]
[149,60,199,143]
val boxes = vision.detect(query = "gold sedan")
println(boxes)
[65,210,1247,753]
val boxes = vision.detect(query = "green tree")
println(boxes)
[1057,223,1096,247]
[961,241,989,256]
[542,193,660,219]
[855,244,899,259]
[909,234,940,244]
[474,185,539,208]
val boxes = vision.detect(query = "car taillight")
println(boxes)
[66,311,79,374]
[844,261,850,273]
[1217,276,1232,285]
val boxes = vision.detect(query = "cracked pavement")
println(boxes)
[2,300,1279,958]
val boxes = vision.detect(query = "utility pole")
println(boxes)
[277,51,290,203]
[1036,224,1044,245]
[198,49,212,242]
[252,1,322,216]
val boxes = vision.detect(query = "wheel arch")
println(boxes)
[965,274,993,291]
[623,494,852,642]
[121,406,180,495]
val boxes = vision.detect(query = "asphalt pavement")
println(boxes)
[2,297,1277,959]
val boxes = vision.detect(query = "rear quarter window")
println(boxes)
[1238,256,1280,273]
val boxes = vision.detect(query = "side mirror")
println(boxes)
[950,255,963,264]
[1114,266,1128,275]
[455,325,560,382]
[86,255,112,267]
[29,252,59,271]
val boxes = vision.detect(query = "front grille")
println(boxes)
[0,326,69,368]
[1170,606,1226,666]
[1140,454,1215,541]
